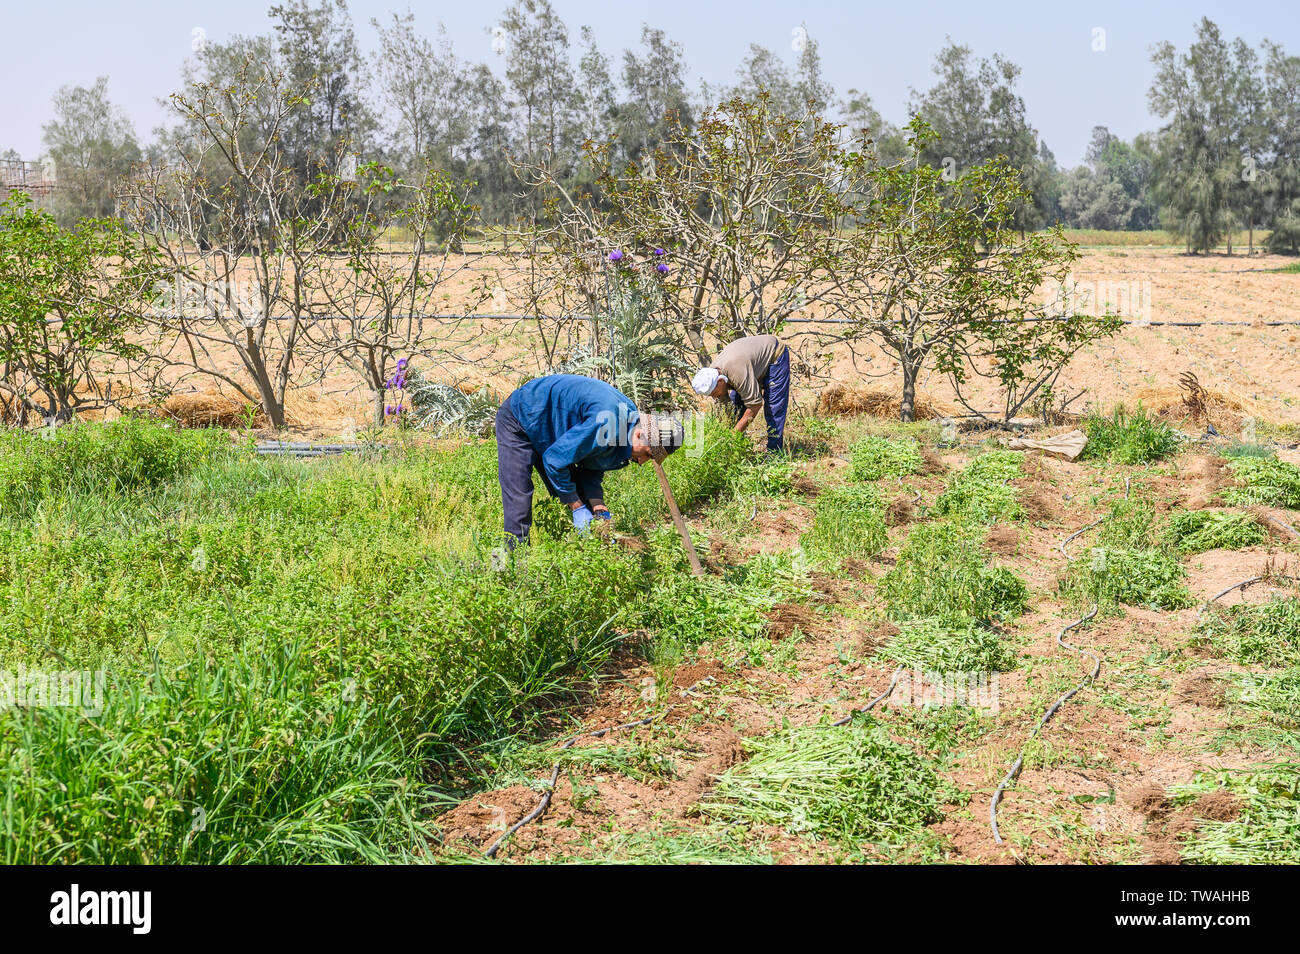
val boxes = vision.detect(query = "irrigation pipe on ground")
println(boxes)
[989,604,1101,844]
[482,677,716,859]
[830,668,905,727]
[990,487,1121,844]
[1199,575,1300,616]
[1057,517,1107,561]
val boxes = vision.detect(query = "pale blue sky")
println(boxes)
[1,1,1296,167]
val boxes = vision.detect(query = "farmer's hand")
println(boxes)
[592,508,613,534]
[571,505,595,531]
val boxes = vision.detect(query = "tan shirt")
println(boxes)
[712,335,787,408]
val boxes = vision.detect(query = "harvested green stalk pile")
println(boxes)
[849,435,924,481]
[800,484,888,562]
[1222,456,1300,509]
[877,616,1020,673]
[1062,546,1194,611]
[878,521,1028,624]
[1196,596,1300,667]
[1163,510,1269,553]
[1098,497,1161,550]
[932,451,1023,523]
[702,722,947,846]
[1173,770,1300,864]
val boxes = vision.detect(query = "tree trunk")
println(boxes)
[899,357,918,423]
[244,343,285,427]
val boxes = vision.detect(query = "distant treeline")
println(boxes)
[9,2,1299,253]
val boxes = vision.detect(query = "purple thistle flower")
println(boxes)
[653,247,665,256]
[396,357,408,370]
[656,263,670,274]
[385,405,394,415]
[608,249,623,262]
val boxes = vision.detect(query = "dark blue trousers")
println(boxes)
[496,401,605,543]
[729,347,791,452]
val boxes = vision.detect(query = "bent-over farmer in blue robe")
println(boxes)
[691,334,791,452]
[495,374,684,545]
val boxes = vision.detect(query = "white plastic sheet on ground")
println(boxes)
[1004,429,1088,461]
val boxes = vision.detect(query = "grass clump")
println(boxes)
[878,616,1019,673]
[1173,770,1300,864]
[932,451,1023,524]
[1080,407,1181,464]
[0,644,432,864]
[1163,510,1269,554]
[1222,456,1300,509]
[800,484,888,563]
[878,521,1028,624]
[849,435,923,481]
[1219,441,1276,461]
[0,417,229,517]
[1097,497,1160,550]
[1196,596,1300,667]
[701,721,948,847]
[1062,547,1195,611]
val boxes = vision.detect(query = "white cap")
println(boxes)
[691,367,721,395]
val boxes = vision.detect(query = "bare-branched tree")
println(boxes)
[515,93,868,369]
[119,57,354,427]
[303,161,481,425]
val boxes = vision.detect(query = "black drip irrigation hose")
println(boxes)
[989,489,1122,845]
[1058,517,1107,561]
[830,668,905,727]
[1199,575,1300,616]
[1266,515,1300,539]
[989,604,1100,844]
[255,441,386,458]
[482,676,716,859]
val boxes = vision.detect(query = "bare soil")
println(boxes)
[426,423,1299,864]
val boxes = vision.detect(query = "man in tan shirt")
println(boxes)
[691,334,791,452]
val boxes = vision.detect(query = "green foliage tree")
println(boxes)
[726,28,832,120]
[907,40,1050,230]
[1059,127,1158,230]
[1264,41,1300,254]
[496,0,575,166]
[1148,18,1261,253]
[40,77,141,224]
[617,26,693,165]
[370,12,472,170]
[0,193,164,423]
[571,26,617,148]
[269,0,376,171]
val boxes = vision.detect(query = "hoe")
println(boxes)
[652,459,704,575]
